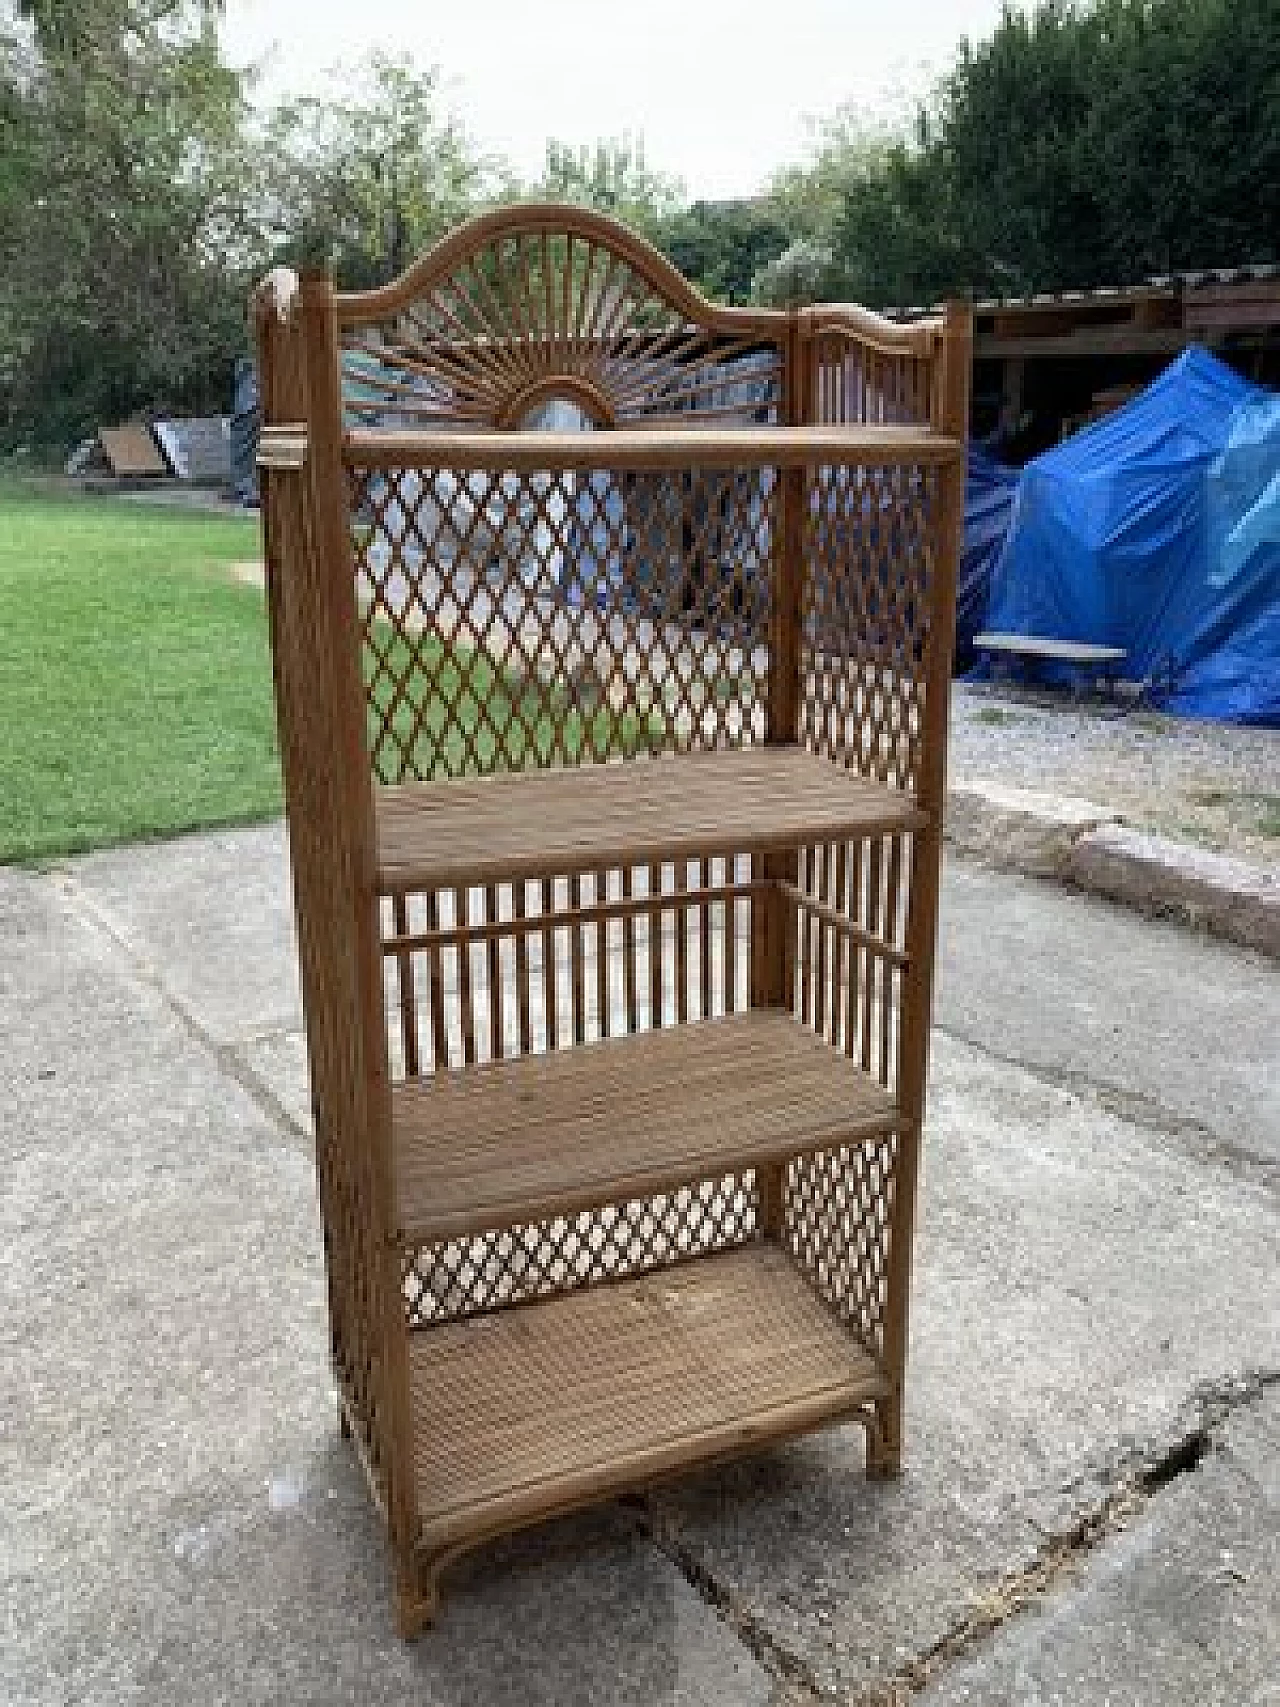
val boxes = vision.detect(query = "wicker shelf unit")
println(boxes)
[253,204,971,1635]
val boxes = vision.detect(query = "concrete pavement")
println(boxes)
[919,1388,1280,1707]
[3,825,1277,1704]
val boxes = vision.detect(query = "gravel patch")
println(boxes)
[950,683,1280,868]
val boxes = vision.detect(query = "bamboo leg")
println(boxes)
[394,1552,440,1640]
[866,1387,903,1478]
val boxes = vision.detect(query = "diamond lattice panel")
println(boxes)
[781,1134,898,1360]
[799,463,939,794]
[403,1173,759,1326]
[350,462,773,783]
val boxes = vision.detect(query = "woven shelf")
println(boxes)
[377,745,926,892]
[410,1244,887,1554]
[393,1009,900,1244]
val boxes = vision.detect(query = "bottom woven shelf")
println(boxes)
[409,1242,887,1558]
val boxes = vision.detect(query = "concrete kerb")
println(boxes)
[946,779,1280,960]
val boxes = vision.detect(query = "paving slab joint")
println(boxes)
[634,1502,829,1704]
[627,1376,1280,1704]
[52,870,312,1150]
[935,1018,1280,1194]
[861,1368,1278,1703]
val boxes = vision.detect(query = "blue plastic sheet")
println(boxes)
[958,445,1019,668]
[229,357,259,506]
[984,349,1280,724]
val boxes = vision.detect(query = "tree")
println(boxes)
[753,238,833,308]
[0,0,254,448]
[776,0,1280,306]
[259,56,490,289]
[661,199,790,305]
[535,135,683,242]
[923,0,1279,295]
[1084,0,1280,277]
[757,105,959,308]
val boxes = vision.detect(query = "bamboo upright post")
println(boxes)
[871,298,972,1474]
[755,314,807,1234]
[296,274,423,1617]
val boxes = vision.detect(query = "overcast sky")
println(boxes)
[221,0,1008,199]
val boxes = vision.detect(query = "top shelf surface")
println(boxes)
[345,423,962,471]
[375,746,925,891]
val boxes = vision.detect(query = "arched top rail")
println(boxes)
[269,204,960,435]
[335,202,788,340]
[330,204,798,433]
[796,302,944,360]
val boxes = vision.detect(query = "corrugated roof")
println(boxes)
[888,263,1280,321]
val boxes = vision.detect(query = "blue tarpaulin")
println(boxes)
[983,349,1280,724]
[958,445,1019,667]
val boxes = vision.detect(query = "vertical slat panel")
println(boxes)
[861,839,882,1072]
[456,885,476,1066]
[798,847,814,1028]
[698,857,713,1021]
[622,865,639,1033]
[846,838,865,1058]
[570,873,586,1043]
[426,889,448,1072]
[392,891,419,1078]
[541,877,556,1051]
[674,858,689,1026]
[813,843,830,1041]
[595,868,610,1040]
[880,835,901,1087]
[722,853,736,1018]
[779,851,796,1017]
[649,860,664,1028]
[832,840,849,1051]
[485,882,502,1063]
[514,878,532,1057]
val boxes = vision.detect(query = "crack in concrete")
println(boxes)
[636,1372,1279,1706]
[935,1018,1278,1194]
[54,872,312,1152]
[873,1370,1280,1703]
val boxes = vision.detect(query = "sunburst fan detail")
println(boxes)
[336,206,786,431]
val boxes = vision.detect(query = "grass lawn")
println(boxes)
[368,629,666,781]
[0,485,279,863]
[0,484,670,864]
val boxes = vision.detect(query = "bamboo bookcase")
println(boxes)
[252,205,971,1635]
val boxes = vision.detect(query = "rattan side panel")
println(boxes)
[778,828,913,1359]
[806,331,935,433]
[254,297,402,1516]
[782,1135,898,1361]
[385,852,760,1326]
[404,1171,759,1328]
[379,855,756,1075]
[798,462,940,795]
